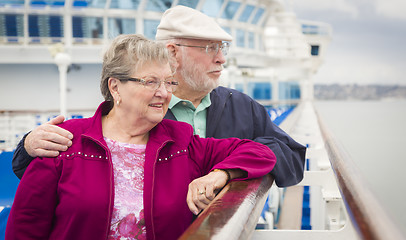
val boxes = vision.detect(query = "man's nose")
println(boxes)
[214,49,226,64]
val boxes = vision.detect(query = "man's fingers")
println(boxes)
[41,129,73,146]
[25,123,73,158]
[47,115,65,125]
[44,124,73,140]
[37,139,70,152]
[32,149,60,158]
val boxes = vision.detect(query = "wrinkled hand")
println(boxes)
[186,170,229,215]
[25,115,73,158]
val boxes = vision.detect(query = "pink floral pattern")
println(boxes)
[106,138,147,240]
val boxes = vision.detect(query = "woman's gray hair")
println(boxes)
[101,34,169,101]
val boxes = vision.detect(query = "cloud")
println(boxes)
[373,0,406,20]
[314,51,405,85]
[291,0,359,18]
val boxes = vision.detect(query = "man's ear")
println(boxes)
[166,43,180,72]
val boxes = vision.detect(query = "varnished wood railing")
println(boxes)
[179,174,274,240]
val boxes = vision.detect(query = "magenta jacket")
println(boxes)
[6,101,276,240]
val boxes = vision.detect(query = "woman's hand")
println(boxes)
[186,170,229,215]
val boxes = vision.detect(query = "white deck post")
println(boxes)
[55,53,71,117]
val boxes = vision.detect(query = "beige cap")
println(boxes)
[156,5,233,42]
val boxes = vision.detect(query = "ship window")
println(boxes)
[279,82,300,100]
[311,45,319,56]
[238,4,255,22]
[248,32,254,49]
[72,16,103,39]
[52,1,65,7]
[202,0,224,17]
[144,19,160,39]
[221,1,241,20]
[253,82,271,100]
[177,0,198,9]
[28,14,63,41]
[30,0,46,7]
[146,0,173,12]
[72,0,90,8]
[110,0,140,9]
[1,0,24,6]
[28,15,40,37]
[236,29,245,47]
[302,24,318,35]
[2,14,24,42]
[27,0,67,7]
[49,15,63,39]
[252,7,264,24]
[108,18,135,38]
[86,0,106,8]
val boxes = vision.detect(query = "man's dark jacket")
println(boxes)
[166,86,306,187]
[12,86,305,187]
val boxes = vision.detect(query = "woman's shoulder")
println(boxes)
[160,119,193,132]
[158,119,194,138]
[57,117,93,134]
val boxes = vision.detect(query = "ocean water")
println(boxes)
[314,100,406,235]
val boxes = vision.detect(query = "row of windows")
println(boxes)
[1,0,265,24]
[302,24,330,36]
[0,14,263,49]
[235,82,301,100]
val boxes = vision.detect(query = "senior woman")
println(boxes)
[6,34,276,240]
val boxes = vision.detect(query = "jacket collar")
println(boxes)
[81,101,112,144]
[84,101,175,147]
[206,86,233,137]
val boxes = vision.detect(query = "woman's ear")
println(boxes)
[108,77,120,101]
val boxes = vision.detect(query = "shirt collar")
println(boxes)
[169,93,211,110]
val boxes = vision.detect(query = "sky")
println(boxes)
[290,0,406,85]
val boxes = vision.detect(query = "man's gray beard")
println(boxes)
[179,52,219,93]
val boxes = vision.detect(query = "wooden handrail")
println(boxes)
[317,110,406,240]
[179,174,274,240]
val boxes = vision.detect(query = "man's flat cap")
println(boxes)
[156,5,233,42]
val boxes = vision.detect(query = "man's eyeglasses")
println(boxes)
[120,77,178,93]
[175,42,230,56]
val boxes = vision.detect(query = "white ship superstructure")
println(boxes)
[3,1,401,240]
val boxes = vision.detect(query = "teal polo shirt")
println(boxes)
[168,94,211,138]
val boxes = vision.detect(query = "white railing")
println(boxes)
[0,110,93,151]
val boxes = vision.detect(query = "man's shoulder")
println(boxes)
[211,86,258,104]
[212,86,245,96]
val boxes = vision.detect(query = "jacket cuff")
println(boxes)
[12,132,35,179]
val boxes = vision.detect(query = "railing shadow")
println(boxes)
[179,174,274,240]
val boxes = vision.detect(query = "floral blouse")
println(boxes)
[105,138,147,240]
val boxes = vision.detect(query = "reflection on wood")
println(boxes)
[180,174,274,240]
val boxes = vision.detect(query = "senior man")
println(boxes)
[12,6,305,187]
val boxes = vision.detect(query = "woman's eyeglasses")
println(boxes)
[120,77,178,92]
